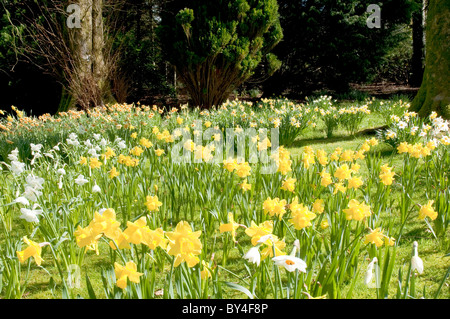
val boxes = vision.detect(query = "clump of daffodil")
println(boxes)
[165,221,202,267]
[145,195,162,212]
[16,236,50,266]
[114,261,143,289]
[334,164,352,181]
[219,212,242,243]
[89,157,102,169]
[343,199,371,221]
[288,197,316,230]
[320,169,333,187]
[418,200,438,221]
[245,220,274,246]
[263,197,288,220]
[235,161,251,178]
[379,164,396,186]
[280,177,296,192]
[239,179,251,192]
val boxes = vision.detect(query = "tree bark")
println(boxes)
[77,0,93,81]
[410,0,450,118]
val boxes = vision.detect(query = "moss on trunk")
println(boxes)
[411,0,450,119]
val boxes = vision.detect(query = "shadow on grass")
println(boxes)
[290,125,390,149]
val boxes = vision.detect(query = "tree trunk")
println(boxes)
[77,0,93,81]
[410,0,450,118]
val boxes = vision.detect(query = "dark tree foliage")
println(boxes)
[111,0,175,104]
[260,0,416,98]
[0,0,62,116]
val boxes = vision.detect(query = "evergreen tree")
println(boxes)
[158,0,283,109]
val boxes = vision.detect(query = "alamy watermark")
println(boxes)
[66,4,81,29]
[170,120,280,174]
[367,4,381,29]
[66,264,81,289]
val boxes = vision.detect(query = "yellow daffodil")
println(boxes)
[239,179,252,192]
[114,261,143,289]
[263,197,287,220]
[281,178,296,192]
[89,157,102,169]
[320,170,333,187]
[235,162,251,178]
[109,166,120,179]
[245,220,274,246]
[312,199,325,214]
[289,197,316,230]
[16,236,48,266]
[418,200,438,221]
[334,164,352,180]
[165,221,202,267]
[123,217,151,245]
[219,212,241,242]
[348,176,363,189]
[145,195,162,212]
[364,228,385,247]
[343,199,371,221]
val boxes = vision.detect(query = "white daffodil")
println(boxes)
[93,133,101,141]
[8,148,19,161]
[398,121,408,129]
[88,148,99,157]
[411,241,424,274]
[22,186,42,202]
[26,175,45,190]
[69,133,78,140]
[117,140,126,149]
[75,174,89,186]
[92,184,101,193]
[364,257,378,287]
[19,207,43,223]
[57,168,66,175]
[11,160,25,175]
[99,138,108,147]
[84,139,92,148]
[272,255,307,273]
[30,143,43,153]
[14,196,30,206]
[243,246,261,266]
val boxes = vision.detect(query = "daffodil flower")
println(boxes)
[243,246,261,266]
[114,261,143,289]
[411,241,424,274]
[272,255,307,273]
[16,236,50,266]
